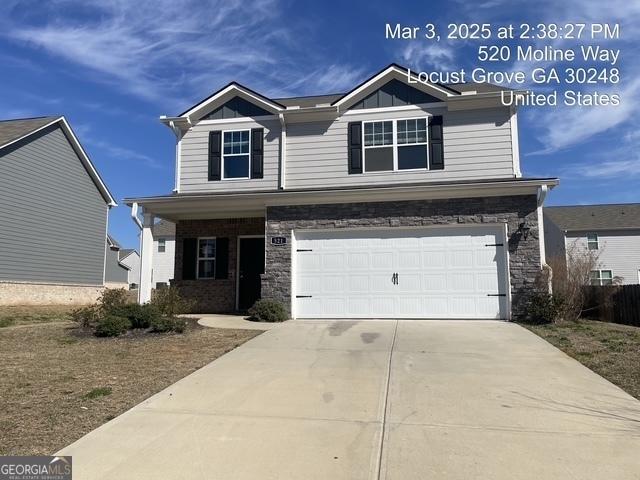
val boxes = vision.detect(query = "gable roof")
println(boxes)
[167,63,516,122]
[0,117,59,146]
[107,234,121,249]
[545,204,640,231]
[0,116,117,206]
[178,82,287,121]
[118,248,138,261]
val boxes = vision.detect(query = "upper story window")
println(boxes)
[223,130,250,179]
[197,238,216,279]
[362,118,428,173]
[587,233,599,250]
[157,238,166,253]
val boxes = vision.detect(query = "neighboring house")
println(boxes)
[544,204,640,285]
[126,64,558,319]
[119,248,140,288]
[151,220,176,288]
[105,235,131,288]
[0,116,117,305]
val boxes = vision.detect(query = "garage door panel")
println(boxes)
[294,227,508,319]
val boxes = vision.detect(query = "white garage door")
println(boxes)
[293,226,508,319]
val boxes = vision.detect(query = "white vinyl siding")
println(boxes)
[152,236,175,285]
[285,107,515,189]
[567,230,640,285]
[179,118,280,192]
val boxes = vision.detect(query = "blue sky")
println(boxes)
[1,0,638,249]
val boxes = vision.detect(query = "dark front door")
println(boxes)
[238,237,265,310]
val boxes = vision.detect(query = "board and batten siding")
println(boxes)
[0,125,108,285]
[285,106,515,189]
[567,230,640,285]
[179,118,281,193]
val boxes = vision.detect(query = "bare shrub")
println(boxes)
[548,243,602,321]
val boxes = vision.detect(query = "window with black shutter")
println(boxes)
[208,131,222,181]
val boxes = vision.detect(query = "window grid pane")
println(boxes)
[397,119,427,145]
[224,131,250,155]
[198,239,216,259]
[364,121,393,147]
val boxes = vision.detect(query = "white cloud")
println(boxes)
[402,43,456,71]
[0,0,363,110]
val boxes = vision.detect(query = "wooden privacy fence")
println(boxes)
[583,285,640,327]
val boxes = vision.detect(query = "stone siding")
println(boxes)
[263,195,542,320]
[173,218,265,313]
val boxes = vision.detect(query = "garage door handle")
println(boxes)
[296,295,312,298]
[391,273,398,285]
[487,294,506,297]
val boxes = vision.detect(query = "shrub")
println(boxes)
[526,292,565,324]
[98,288,130,314]
[149,316,186,333]
[71,305,101,329]
[151,287,194,317]
[94,315,131,337]
[248,299,288,323]
[110,303,161,329]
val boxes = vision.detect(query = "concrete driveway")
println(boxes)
[59,320,640,479]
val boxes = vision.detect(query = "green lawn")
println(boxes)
[525,320,640,400]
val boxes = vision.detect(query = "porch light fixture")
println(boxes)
[518,222,531,240]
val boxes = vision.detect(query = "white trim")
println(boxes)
[0,116,117,206]
[196,115,279,126]
[290,230,297,319]
[279,113,287,190]
[537,205,546,268]
[503,222,512,321]
[196,237,217,279]
[221,128,252,180]
[510,106,522,177]
[342,102,444,116]
[103,205,109,286]
[182,84,284,122]
[361,117,430,174]
[235,235,265,311]
[334,65,454,111]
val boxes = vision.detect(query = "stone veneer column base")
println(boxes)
[262,195,543,321]
[0,282,104,305]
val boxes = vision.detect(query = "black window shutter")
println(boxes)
[429,116,444,170]
[347,121,362,174]
[250,128,264,179]
[208,130,222,180]
[215,238,229,279]
[182,238,197,280]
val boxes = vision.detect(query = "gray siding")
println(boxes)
[543,213,567,261]
[104,246,129,283]
[567,230,640,285]
[179,117,280,193]
[0,125,108,285]
[286,107,515,189]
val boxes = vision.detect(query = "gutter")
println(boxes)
[130,202,143,230]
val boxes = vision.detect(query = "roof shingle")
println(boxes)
[0,116,59,149]
[544,204,640,231]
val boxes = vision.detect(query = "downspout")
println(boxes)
[169,121,183,193]
[130,202,143,230]
[279,113,287,190]
[536,185,550,291]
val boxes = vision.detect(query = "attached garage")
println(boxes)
[293,226,509,319]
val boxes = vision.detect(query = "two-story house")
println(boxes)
[544,204,640,285]
[126,64,558,320]
[0,116,117,305]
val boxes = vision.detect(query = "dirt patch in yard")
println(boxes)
[525,320,640,400]
[0,317,261,455]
